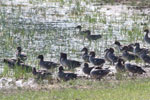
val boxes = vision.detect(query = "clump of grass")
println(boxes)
[2,64,32,79]
[1,65,9,77]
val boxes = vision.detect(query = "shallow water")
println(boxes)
[0,0,150,75]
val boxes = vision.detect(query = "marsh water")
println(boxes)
[0,0,150,75]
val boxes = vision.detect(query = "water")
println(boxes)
[0,0,150,75]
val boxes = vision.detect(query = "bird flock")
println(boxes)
[3,27,150,81]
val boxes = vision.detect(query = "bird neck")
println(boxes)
[32,68,37,75]
[59,69,64,73]
[146,32,149,37]
[17,50,21,54]
[79,28,81,32]
[40,58,44,61]
[84,50,88,54]
[116,43,121,47]
[90,54,95,58]
[61,56,67,60]
[136,45,140,49]
[124,50,128,54]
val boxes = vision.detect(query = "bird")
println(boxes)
[107,48,118,65]
[133,43,149,56]
[58,66,77,81]
[81,47,90,62]
[115,58,126,73]
[139,50,150,64]
[3,58,16,68]
[76,25,90,36]
[60,53,81,69]
[114,41,122,52]
[104,48,112,63]
[3,58,32,72]
[37,55,59,70]
[114,41,134,52]
[16,47,27,62]
[16,58,32,72]
[122,46,139,61]
[89,51,105,67]
[86,31,102,41]
[125,63,146,75]
[144,29,150,44]
[32,67,52,80]
[90,67,110,80]
[82,63,94,75]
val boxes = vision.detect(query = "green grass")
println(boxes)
[1,64,33,79]
[1,78,150,100]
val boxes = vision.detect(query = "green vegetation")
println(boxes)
[0,78,150,100]
[1,65,32,79]
[0,0,149,100]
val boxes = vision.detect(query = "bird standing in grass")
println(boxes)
[90,67,110,80]
[122,46,139,61]
[144,29,150,44]
[139,50,150,64]
[89,51,105,67]
[104,48,112,63]
[3,58,16,68]
[82,63,94,75]
[107,48,118,65]
[58,66,77,81]
[32,67,52,80]
[115,58,126,73]
[4,58,32,72]
[16,47,27,62]
[60,53,81,69]
[114,41,134,52]
[125,63,146,75]
[81,47,90,63]
[37,55,59,70]
[133,43,149,56]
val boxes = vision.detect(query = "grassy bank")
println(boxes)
[1,78,150,100]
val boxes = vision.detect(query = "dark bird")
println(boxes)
[3,58,32,72]
[122,46,139,61]
[114,41,134,52]
[81,47,90,62]
[17,58,32,72]
[60,53,81,69]
[3,58,16,68]
[82,63,94,75]
[58,66,77,81]
[90,67,110,80]
[107,48,119,65]
[139,50,150,64]
[86,31,102,41]
[133,43,149,56]
[125,63,146,75]
[115,58,126,73]
[37,55,59,70]
[144,29,150,44]
[76,25,90,36]
[89,51,105,67]
[32,67,52,80]
[16,47,27,62]
[104,48,112,63]
[114,41,122,52]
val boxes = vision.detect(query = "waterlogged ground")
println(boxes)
[0,0,150,88]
